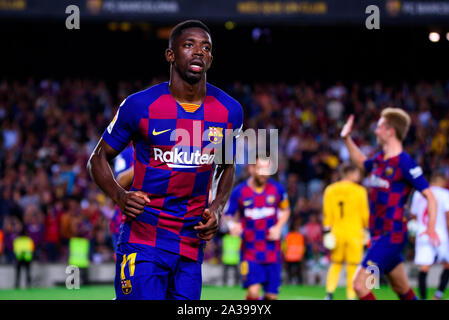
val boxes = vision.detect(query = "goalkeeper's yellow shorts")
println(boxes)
[331,237,364,265]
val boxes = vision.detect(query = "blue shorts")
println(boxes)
[240,260,282,295]
[361,233,407,275]
[114,243,202,300]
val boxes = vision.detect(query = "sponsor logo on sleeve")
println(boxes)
[409,166,423,179]
[107,109,119,134]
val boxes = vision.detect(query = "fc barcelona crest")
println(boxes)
[385,166,394,177]
[266,195,276,205]
[208,127,223,144]
[121,279,132,294]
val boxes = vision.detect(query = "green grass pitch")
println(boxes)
[0,284,447,300]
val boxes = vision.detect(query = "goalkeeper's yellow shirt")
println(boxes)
[323,180,369,240]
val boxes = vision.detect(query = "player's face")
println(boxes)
[348,169,361,183]
[374,117,391,145]
[167,28,213,84]
[250,159,271,186]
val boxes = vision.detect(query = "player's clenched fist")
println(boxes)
[117,190,151,219]
[267,225,282,241]
[194,208,219,241]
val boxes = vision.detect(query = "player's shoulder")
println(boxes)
[399,151,413,161]
[323,181,337,194]
[324,180,343,192]
[399,151,424,174]
[122,82,168,108]
[351,182,368,195]
[369,151,383,161]
[206,83,242,111]
[266,178,285,190]
[398,151,419,166]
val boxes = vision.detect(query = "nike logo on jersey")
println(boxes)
[152,128,171,136]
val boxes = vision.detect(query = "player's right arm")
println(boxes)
[341,115,367,170]
[116,166,134,189]
[87,139,149,219]
[87,96,149,219]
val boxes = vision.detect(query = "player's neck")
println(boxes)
[168,71,207,105]
[382,138,403,159]
[248,177,266,193]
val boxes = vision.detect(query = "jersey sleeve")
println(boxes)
[224,186,240,217]
[401,156,429,192]
[363,156,375,172]
[102,97,140,152]
[275,182,289,210]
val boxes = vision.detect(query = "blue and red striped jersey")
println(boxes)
[225,179,289,264]
[102,82,243,262]
[364,151,429,243]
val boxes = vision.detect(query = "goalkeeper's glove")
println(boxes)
[323,228,336,250]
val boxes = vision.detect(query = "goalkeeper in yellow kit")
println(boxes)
[323,163,370,300]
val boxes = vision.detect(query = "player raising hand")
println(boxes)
[342,108,439,300]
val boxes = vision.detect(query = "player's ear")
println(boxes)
[165,48,175,64]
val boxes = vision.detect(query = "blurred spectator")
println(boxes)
[90,228,114,264]
[44,201,62,262]
[23,204,44,261]
[221,234,241,286]
[13,228,34,288]
[283,219,305,285]
[3,215,22,263]
[302,213,324,258]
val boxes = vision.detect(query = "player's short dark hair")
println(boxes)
[339,162,359,177]
[169,20,211,48]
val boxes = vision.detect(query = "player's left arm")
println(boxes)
[268,185,291,241]
[402,157,440,246]
[267,207,290,241]
[195,163,236,240]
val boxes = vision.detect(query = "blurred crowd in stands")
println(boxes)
[1,77,449,280]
